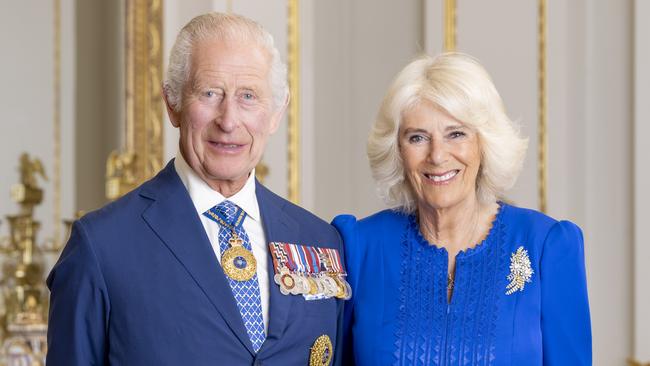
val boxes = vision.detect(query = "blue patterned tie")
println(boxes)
[204,200,266,352]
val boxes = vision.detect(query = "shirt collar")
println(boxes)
[174,151,260,222]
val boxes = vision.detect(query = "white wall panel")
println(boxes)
[0,0,75,245]
[583,1,633,364]
[456,0,538,210]
[634,0,650,361]
[312,0,423,221]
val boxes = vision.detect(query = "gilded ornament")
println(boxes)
[309,335,333,366]
[279,272,297,295]
[307,277,319,295]
[221,244,257,282]
[205,209,257,282]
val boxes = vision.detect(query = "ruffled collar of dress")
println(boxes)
[408,201,507,259]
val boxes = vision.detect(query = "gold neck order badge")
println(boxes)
[205,210,257,282]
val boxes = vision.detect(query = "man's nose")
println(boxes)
[216,97,238,132]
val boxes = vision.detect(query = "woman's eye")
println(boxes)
[408,135,426,144]
[448,131,466,139]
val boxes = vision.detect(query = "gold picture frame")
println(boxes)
[106,0,164,200]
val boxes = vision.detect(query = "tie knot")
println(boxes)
[214,200,243,226]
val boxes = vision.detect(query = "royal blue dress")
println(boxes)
[332,203,591,366]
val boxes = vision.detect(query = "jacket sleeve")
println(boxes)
[331,215,359,366]
[331,225,346,366]
[46,220,110,366]
[540,220,592,365]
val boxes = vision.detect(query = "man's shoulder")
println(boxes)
[79,183,150,232]
[256,183,330,228]
[255,184,342,248]
[80,162,182,231]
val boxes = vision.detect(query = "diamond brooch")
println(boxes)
[506,246,534,295]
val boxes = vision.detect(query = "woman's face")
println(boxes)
[399,101,481,212]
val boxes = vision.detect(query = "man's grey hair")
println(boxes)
[163,12,288,111]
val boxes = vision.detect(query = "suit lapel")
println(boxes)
[255,183,301,352]
[140,162,255,355]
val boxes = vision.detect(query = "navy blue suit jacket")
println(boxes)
[46,161,344,365]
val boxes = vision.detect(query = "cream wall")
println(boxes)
[634,0,649,361]
[75,0,124,212]
[310,0,423,220]
[0,0,76,246]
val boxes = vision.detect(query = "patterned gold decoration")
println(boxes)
[287,0,300,203]
[309,335,333,366]
[221,244,257,282]
[107,0,163,200]
[12,154,47,216]
[506,246,534,295]
[307,277,319,295]
[444,0,457,51]
[205,209,257,282]
[628,359,650,366]
[280,272,296,293]
[0,154,63,364]
[332,274,352,300]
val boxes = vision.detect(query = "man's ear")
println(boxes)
[162,86,181,127]
[269,92,290,134]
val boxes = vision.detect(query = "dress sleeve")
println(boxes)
[540,220,592,365]
[46,220,110,366]
[331,214,360,366]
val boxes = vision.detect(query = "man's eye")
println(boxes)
[242,93,255,100]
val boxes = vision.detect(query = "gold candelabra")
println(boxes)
[0,153,69,365]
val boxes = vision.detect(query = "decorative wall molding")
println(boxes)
[106,0,164,200]
[287,0,300,203]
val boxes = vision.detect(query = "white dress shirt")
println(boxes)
[174,152,270,332]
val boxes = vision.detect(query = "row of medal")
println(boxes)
[269,242,352,300]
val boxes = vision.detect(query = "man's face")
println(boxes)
[165,38,285,195]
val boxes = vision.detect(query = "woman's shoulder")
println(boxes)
[332,208,410,237]
[500,203,583,249]
[332,209,410,279]
[501,202,578,230]
[332,209,410,258]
